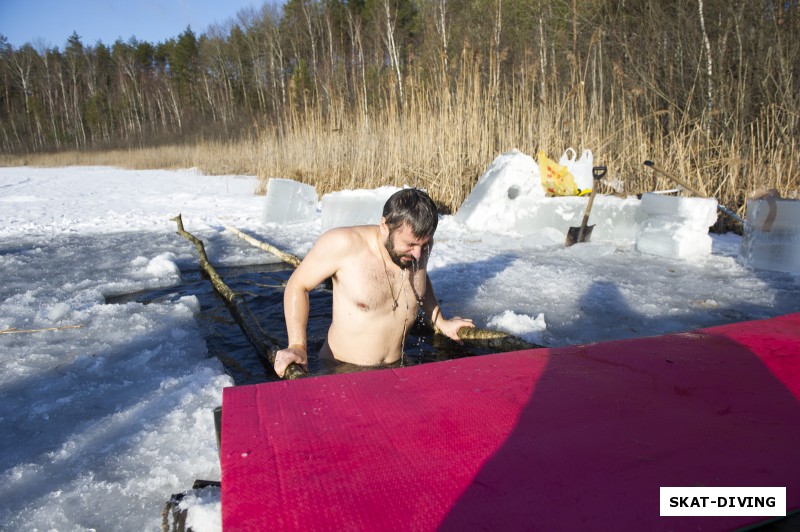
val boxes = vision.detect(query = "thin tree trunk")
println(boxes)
[172,215,308,380]
[383,0,404,106]
[223,224,302,267]
[697,0,713,113]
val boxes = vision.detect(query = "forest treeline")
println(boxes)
[1,0,798,211]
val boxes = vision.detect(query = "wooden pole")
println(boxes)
[172,214,308,380]
[0,324,84,335]
[643,161,744,224]
[223,224,302,267]
[454,324,538,351]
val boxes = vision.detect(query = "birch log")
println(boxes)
[172,215,308,380]
[223,224,301,267]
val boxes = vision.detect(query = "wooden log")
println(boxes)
[172,214,308,380]
[223,224,302,267]
[455,325,540,351]
[0,324,84,335]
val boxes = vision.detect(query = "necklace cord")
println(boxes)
[379,234,404,311]
[377,232,410,366]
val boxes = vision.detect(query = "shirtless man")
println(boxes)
[273,188,474,377]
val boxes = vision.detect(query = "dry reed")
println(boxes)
[2,53,797,221]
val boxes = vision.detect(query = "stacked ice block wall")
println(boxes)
[634,193,718,259]
[454,150,643,243]
[261,179,402,233]
[320,186,401,232]
[739,199,800,274]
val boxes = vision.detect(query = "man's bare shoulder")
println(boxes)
[318,225,377,251]
[291,226,377,287]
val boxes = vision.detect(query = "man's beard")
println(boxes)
[384,233,414,269]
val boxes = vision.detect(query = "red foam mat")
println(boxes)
[221,313,800,531]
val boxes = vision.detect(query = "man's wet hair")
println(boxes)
[382,188,439,238]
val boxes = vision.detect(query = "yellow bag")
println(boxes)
[538,151,580,196]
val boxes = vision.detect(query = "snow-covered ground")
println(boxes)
[1,166,799,531]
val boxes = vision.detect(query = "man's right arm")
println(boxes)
[273,228,352,377]
[273,274,311,377]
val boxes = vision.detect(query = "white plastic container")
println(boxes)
[559,148,594,193]
[739,199,800,274]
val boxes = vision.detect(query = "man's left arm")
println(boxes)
[421,273,474,342]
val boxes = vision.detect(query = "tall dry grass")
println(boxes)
[0,142,263,175]
[3,49,797,224]
[250,49,798,222]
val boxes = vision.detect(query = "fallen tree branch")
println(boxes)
[172,214,307,380]
[0,324,84,335]
[454,325,539,351]
[223,224,302,267]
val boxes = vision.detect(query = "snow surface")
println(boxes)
[1,165,799,530]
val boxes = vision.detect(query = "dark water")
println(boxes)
[106,264,500,385]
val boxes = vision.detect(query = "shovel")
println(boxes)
[643,160,745,224]
[565,166,607,246]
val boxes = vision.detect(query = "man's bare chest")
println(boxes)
[334,262,426,313]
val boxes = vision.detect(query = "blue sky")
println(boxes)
[0,0,269,50]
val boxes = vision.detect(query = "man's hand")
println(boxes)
[274,344,308,378]
[437,316,475,343]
